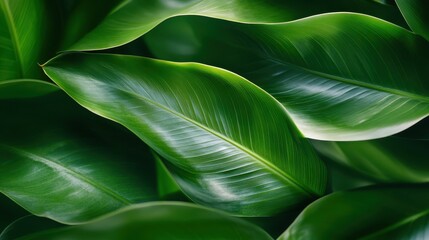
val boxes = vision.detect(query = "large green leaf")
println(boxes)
[279,184,429,239]
[396,0,429,41]
[43,53,327,216]
[145,13,429,141]
[67,0,406,51]
[0,202,273,240]
[0,0,58,81]
[0,90,158,224]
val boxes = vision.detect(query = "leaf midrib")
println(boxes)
[0,0,24,77]
[269,58,429,103]
[0,144,132,205]
[116,84,315,197]
[223,31,429,103]
[361,208,429,239]
[49,68,317,198]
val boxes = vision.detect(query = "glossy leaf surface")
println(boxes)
[397,0,429,41]
[43,53,327,216]
[0,91,157,224]
[280,184,429,239]
[1,202,273,240]
[67,0,406,51]
[145,13,429,141]
[0,0,57,81]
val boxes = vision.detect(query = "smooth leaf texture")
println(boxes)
[0,0,57,81]
[67,0,407,51]
[280,184,429,240]
[0,79,58,99]
[0,202,273,240]
[154,152,182,199]
[145,13,429,141]
[58,0,122,50]
[396,0,429,41]
[43,53,327,216]
[0,90,158,224]
[312,137,429,183]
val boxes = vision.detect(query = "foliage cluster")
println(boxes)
[1,0,429,239]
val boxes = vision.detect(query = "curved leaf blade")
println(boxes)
[397,0,429,41]
[0,216,62,240]
[58,0,122,50]
[43,53,327,216]
[0,92,158,224]
[0,195,29,233]
[0,0,57,81]
[67,0,407,51]
[1,202,273,240]
[313,137,429,183]
[279,184,429,239]
[145,13,429,141]
[154,152,182,199]
[0,79,58,99]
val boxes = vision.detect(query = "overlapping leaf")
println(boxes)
[312,116,429,183]
[0,202,273,240]
[43,53,327,216]
[154,152,182,199]
[313,137,429,183]
[0,79,58,99]
[0,0,58,81]
[66,0,406,51]
[145,13,429,141]
[0,87,158,224]
[0,195,29,233]
[280,184,429,239]
[397,0,429,41]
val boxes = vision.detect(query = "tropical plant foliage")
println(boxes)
[1,0,429,239]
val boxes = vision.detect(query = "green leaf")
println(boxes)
[154,152,182,199]
[1,202,273,240]
[324,156,378,192]
[0,79,58,99]
[0,216,62,240]
[0,195,29,233]
[0,0,57,81]
[313,137,429,183]
[43,52,327,216]
[0,91,158,224]
[58,0,122,50]
[279,184,429,239]
[145,13,429,141]
[397,0,429,41]
[312,118,429,183]
[67,0,407,51]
